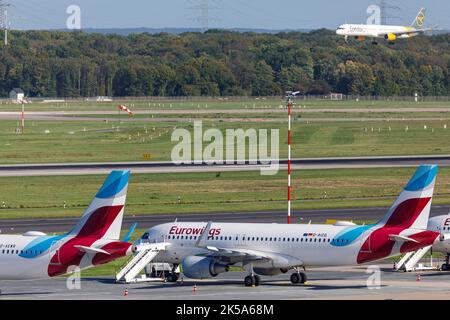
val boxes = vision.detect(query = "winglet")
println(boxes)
[196,221,212,248]
[122,222,137,242]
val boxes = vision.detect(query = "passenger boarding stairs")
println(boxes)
[394,245,433,272]
[116,242,168,283]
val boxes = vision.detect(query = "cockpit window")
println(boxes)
[141,232,149,240]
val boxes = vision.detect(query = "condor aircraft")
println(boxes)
[0,171,134,288]
[336,8,432,43]
[137,165,444,286]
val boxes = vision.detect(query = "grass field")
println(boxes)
[0,119,450,164]
[2,98,450,112]
[0,167,449,220]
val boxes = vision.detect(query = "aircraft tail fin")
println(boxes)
[68,170,130,240]
[376,165,437,230]
[411,7,426,29]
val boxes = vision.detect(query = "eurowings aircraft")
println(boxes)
[336,8,433,43]
[137,165,442,286]
[427,214,450,271]
[0,171,134,285]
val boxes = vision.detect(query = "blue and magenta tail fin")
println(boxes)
[69,170,130,240]
[377,165,437,230]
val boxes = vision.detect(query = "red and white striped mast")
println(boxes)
[286,91,299,224]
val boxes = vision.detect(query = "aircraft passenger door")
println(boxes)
[48,240,63,265]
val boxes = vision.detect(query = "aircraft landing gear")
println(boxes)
[243,263,260,287]
[290,270,307,284]
[166,273,179,282]
[244,274,261,287]
[441,254,450,271]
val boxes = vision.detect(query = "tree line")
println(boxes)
[0,29,449,98]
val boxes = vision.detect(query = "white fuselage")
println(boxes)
[140,222,430,269]
[0,234,121,280]
[336,24,417,39]
[428,215,450,254]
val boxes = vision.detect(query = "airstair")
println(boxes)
[394,245,437,271]
[116,242,168,283]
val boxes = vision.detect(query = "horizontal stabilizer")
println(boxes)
[388,234,419,243]
[74,245,111,255]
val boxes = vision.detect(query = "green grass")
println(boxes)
[1,167,450,220]
[1,119,450,164]
[2,98,450,112]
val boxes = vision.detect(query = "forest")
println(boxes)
[0,29,449,97]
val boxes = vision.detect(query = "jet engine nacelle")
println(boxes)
[385,33,397,41]
[181,256,229,279]
[254,267,289,276]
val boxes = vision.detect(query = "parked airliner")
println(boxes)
[137,165,443,286]
[427,214,450,271]
[0,170,134,291]
[336,8,433,44]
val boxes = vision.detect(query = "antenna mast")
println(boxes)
[0,0,10,45]
[285,91,299,224]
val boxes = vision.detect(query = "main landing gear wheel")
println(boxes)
[441,264,450,271]
[244,275,260,287]
[166,273,179,282]
[290,272,307,284]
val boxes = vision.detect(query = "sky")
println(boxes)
[5,0,450,30]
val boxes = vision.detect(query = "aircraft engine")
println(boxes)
[385,33,397,41]
[254,267,289,276]
[181,256,229,279]
[355,36,365,41]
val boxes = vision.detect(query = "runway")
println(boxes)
[1,205,449,234]
[2,264,450,300]
[0,155,449,176]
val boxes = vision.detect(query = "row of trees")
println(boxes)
[0,29,449,97]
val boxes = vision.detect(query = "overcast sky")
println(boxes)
[5,0,450,30]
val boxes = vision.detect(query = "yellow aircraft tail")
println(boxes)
[411,7,426,29]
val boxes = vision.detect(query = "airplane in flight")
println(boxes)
[336,8,433,44]
[0,170,135,290]
[136,164,443,286]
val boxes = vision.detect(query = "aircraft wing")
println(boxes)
[195,221,303,267]
[377,28,433,37]
[199,245,303,267]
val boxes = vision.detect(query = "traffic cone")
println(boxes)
[124,288,129,296]
[416,274,421,282]
[192,284,198,292]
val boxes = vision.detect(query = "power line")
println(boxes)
[187,0,220,32]
[379,0,400,25]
